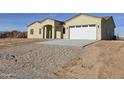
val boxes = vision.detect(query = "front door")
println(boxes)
[46,30,52,39]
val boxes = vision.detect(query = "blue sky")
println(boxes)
[0,13,123,36]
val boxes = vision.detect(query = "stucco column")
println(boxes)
[67,27,70,39]
[52,26,55,39]
[44,27,47,39]
[41,27,43,39]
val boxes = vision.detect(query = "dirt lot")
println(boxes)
[0,39,124,79]
[0,39,82,79]
[51,41,124,79]
[0,38,43,48]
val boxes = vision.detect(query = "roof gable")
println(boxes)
[111,17,116,28]
[65,13,102,22]
[40,18,55,23]
[65,13,113,22]
[27,18,64,27]
[40,18,64,23]
[27,21,40,27]
[27,14,115,28]
[106,16,116,28]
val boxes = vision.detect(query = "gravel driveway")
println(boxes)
[0,43,83,79]
[38,39,96,47]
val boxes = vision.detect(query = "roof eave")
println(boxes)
[27,21,40,27]
[40,18,64,24]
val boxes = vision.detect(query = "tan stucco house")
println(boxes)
[27,14,115,40]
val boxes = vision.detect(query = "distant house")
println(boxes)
[27,14,116,40]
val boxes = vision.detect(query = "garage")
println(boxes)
[69,24,96,40]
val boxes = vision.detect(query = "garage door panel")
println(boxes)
[70,25,96,40]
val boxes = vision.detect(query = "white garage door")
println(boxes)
[69,25,96,40]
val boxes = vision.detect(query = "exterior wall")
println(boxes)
[40,19,55,39]
[28,19,55,39]
[40,19,55,26]
[64,15,102,40]
[56,31,62,39]
[63,24,69,39]
[27,19,63,39]
[55,21,63,39]
[101,18,115,40]
[101,19,107,39]
[27,22,42,39]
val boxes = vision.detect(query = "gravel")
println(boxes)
[0,43,83,79]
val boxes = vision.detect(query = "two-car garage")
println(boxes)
[69,24,97,40]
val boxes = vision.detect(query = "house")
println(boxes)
[27,14,116,40]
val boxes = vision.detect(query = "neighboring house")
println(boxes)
[27,14,116,40]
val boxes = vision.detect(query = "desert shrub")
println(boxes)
[0,30,27,38]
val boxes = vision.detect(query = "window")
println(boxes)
[82,25,88,27]
[30,29,34,34]
[76,25,81,28]
[39,29,41,34]
[70,26,75,28]
[63,28,65,34]
[89,24,96,27]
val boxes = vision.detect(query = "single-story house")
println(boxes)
[27,14,116,40]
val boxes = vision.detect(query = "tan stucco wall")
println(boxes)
[40,19,55,39]
[28,19,64,39]
[55,21,63,39]
[41,19,54,26]
[56,31,61,39]
[28,19,55,39]
[27,22,42,39]
[101,18,115,40]
[64,15,102,40]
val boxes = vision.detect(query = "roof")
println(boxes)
[102,16,112,20]
[27,18,64,27]
[64,13,115,28]
[27,13,115,27]
[65,13,112,22]
[40,18,64,24]
[27,21,41,27]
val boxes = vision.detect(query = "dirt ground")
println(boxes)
[1,39,124,79]
[0,38,43,48]
[0,39,82,79]
[51,41,124,79]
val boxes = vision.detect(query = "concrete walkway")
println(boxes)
[36,39,96,47]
